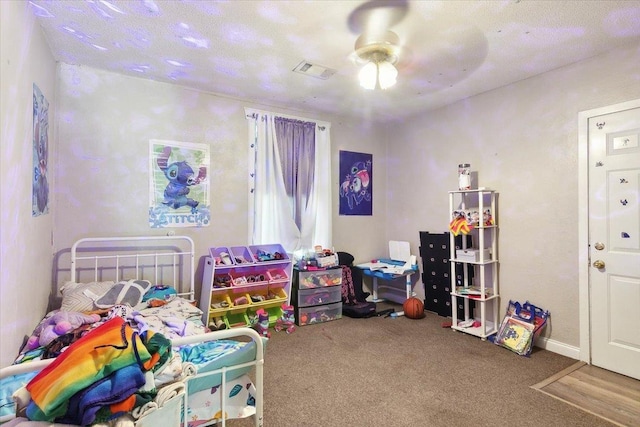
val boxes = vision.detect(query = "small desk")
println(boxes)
[356,259,418,304]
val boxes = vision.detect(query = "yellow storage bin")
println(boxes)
[208,291,232,315]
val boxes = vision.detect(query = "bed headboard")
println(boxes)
[70,235,196,300]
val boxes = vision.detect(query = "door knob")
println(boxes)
[592,260,605,269]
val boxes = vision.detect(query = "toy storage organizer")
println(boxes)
[199,244,293,329]
[292,267,343,326]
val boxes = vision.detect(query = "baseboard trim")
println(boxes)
[536,336,580,360]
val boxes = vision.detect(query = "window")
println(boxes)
[245,108,332,255]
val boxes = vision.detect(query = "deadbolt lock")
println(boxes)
[594,242,605,251]
[592,260,605,269]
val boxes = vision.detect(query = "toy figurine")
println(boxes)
[253,308,271,338]
[275,304,296,334]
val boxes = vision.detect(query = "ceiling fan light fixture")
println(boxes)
[359,59,397,90]
[355,30,400,90]
[359,61,378,90]
[377,60,397,89]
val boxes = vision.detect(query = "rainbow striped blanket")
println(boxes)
[26,317,151,422]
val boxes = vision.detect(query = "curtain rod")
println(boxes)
[244,107,330,129]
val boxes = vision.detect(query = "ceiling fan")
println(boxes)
[348,0,410,90]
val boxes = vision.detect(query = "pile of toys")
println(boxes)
[296,246,339,270]
[251,304,296,338]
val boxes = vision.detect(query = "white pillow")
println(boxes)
[60,280,115,312]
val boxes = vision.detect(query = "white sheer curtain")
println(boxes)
[245,108,332,254]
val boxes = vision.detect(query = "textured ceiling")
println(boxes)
[30,0,640,123]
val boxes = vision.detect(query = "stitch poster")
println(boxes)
[339,150,372,216]
[149,140,210,228]
[32,84,49,217]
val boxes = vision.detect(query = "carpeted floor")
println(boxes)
[229,304,619,426]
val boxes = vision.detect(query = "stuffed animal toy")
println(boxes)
[26,311,100,350]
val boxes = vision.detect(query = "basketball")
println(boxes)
[403,297,425,319]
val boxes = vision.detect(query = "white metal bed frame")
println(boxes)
[1,235,264,427]
[70,235,196,300]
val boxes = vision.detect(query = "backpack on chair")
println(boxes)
[338,252,377,318]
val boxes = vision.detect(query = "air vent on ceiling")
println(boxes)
[293,60,336,80]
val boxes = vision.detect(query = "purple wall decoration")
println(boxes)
[339,150,372,216]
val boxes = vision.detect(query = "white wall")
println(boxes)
[0,1,57,366]
[386,40,640,350]
[52,64,388,308]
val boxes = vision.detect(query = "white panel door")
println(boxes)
[588,106,640,380]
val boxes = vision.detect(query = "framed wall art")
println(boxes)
[149,139,210,228]
[339,150,372,216]
[32,83,49,217]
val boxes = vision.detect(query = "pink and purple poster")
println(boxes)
[339,150,372,216]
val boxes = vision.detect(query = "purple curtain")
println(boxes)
[274,117,315,228]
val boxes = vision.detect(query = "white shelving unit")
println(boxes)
[449,189,499,340]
